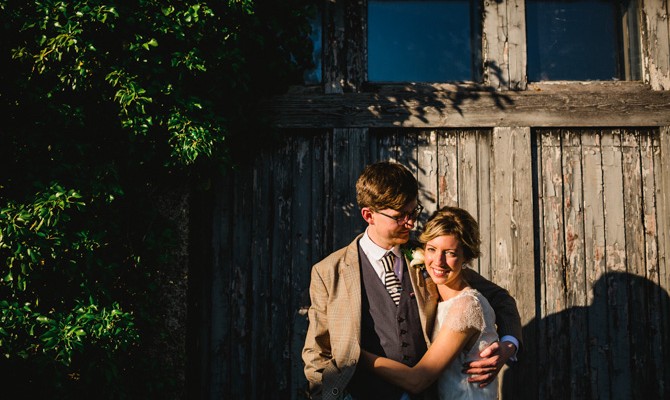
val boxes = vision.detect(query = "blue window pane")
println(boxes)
[526,0,638,81]
[368,0,476,82]
[304,8,322,84]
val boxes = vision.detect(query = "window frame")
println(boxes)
[274,0,670,130]
[317,0,655,91]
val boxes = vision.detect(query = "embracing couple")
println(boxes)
[302,161,522,400]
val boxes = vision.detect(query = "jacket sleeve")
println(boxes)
[464,268,523,349]
[302,264,332,399]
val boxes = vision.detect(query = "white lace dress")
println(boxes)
[432,287,499,400]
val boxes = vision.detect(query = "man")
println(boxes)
[302,161,522,399]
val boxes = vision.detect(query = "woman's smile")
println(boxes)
[430,266,451,278]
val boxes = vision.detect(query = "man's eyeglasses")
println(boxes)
[375,204,423,225]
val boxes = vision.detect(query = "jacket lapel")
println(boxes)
[341,234,363,340]
[404,250,439,345]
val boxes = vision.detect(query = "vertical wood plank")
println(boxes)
[209,174,233,399]
[332,128,369,249]
[513,127,543,400]
[296,130,332,399]
[250,153,272,399]
[659,127,670,295]
[437,131,458,207]
[655,126,670,397]
[396,130,418,175]
[639,129,665,399]
[477,130,493,280]
[458,130,479,220]
[601,130,632,400]
[346,0,367,90]
[458,130,481,271]
[315,131,333,263]
[322,0,343,94]
[232,164,253,399]
[504,0,527,90]
[291,135,315,399]
[621,129,655,399]
[368,128,382,164]
[417,130,439,222]
[490,126,535,398]
[537,129,568,399]
[188,179,214,399]
[642,0,670,89]
[561,129,589,398]
[322,0,366,93]
[396,130,422,227]
[581,131,610,400]
[482,0,527,90]
[377,129,398,163]
[270,141,293,398]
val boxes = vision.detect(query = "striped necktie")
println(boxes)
[381,251,401,306]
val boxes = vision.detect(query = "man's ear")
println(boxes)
[361,207,375,224]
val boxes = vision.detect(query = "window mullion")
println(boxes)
[483,0,528,90]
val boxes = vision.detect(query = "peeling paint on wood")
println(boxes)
[642,1,670,89]
[198,127,670,399]
[483,0,527,90]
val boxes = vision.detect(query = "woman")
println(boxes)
[361,206,499,399]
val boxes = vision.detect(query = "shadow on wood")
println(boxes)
[502,271,670,400]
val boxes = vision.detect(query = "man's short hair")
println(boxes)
[355,161,418,211]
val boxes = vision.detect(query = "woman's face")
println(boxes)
[424,234,466,287]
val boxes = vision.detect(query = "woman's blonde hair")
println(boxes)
[419,206,481,262]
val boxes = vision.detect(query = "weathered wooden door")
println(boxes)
[189,0,670,398]
[192,126,670,399]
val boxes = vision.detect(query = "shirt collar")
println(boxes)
[360,228,399,261]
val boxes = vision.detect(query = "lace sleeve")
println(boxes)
[443,292,485,333]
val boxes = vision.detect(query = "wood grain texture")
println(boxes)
[642,0,670,89]
[580,131,610,400]
[657,126,670,398]
[332,128,369,250]
[196,1,670,396]
[601,131,633,400]
[538,130,568,399]
[489,127,535,398]
[199,127,670,399]
[483,0,527,89]
[417,130,439,220]
[266,83,670,128]
[476,130,493,280]
[561,129,589,398]
[323,0,366,93]
[437,131,459,207]
[290,136,313,398]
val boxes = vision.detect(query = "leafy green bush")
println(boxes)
[0,0,313,397]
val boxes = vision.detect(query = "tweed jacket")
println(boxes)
[302,234,522,400]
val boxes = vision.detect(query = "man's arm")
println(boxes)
[302,266,332,399]
[463,268,522,344]
[462,268,522,386]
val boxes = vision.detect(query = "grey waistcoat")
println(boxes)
[348,244,427,400]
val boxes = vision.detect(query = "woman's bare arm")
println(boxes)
[361,325,477,394]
